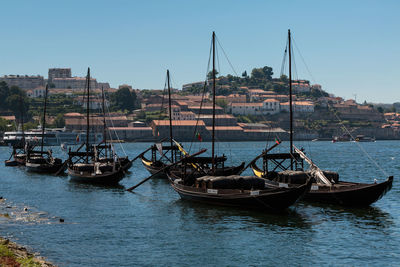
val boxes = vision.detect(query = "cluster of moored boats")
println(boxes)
[5,69,133,184]
[131,31,393,211]
[4,30,394,213]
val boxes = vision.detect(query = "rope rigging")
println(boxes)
[288,35,388,178]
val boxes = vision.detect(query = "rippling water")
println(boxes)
[0,141,399,266]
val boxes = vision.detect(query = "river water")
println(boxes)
[0,141,399,266]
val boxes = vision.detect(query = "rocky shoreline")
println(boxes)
[0,237,55,267]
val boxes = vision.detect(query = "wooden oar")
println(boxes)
[130,146,152,163]
[55,160,69,176]
[239,141,281,175]
[126,148,207,192]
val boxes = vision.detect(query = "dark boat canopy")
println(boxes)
[183,156,227,164]
[151,145,181,151]
[263,152,302,160]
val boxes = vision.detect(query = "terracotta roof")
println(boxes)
[146,104,163,107]
[231,103,263,107]
[108,127,152,130]
[198,114,235,119]
[64,112,83,117]
[249,89,266,93]
[243,128,286,133]
[0,115,15,121]
[189,105,223,110]
[263,99,280,103]
[65,118,103,126]
[281,101,314,106]
[175,101,188,106]
[152,120,205,126]
[227,94,245,97]
[180,111,196,115]
[205,126,243,131]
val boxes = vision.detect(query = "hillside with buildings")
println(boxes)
[0,66,399,141]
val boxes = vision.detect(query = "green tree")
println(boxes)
[110,87,139,112]
[207,70,219,80]
[251,66,273,81]
[216,99,228,111]
[0,82,9,109]
[6,87,30,121]
[54,113,65,127]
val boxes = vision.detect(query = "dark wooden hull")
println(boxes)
[25,157,65,174]
[26,161,65,174]
[4,160,18,167]
[251,162,393,206]
[68,166,125,185]
[167,172,312,211]
[13,154,26,166]
[303,178,393,206]
[120,157,132,172]
[140,154,245,179]
[140,155,168,178]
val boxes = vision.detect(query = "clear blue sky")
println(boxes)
[0,0,399,103]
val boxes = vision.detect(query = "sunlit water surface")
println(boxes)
[0,141,399,266]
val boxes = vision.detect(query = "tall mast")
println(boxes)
[40,84,48,153]
[167,70,174,161]
[20,96,25,147]
[211,31,216,175]
[101,86,107,158]
[288,29,293,170]
[86,68,90,163]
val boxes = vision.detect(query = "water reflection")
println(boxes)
[301,202,394,230]
[67,180,126,193]
[173,199,312,230]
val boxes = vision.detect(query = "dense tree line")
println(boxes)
[184,65,330,98]
[109,87,140,112]
[0,81,30,121]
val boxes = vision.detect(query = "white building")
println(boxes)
[292,80,311,93]
[0,75,45,90]
[231,99,280,116]
[262,99,280,114]
[179,111,196,120]
[26,87,46,98]
[280,101,315,113]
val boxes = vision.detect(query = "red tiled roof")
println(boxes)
[231,103,263,107]
[263,99,279,102]
[198,114,235,119]
[205,126,243,131]
[0,115,15,121]
[64,112,83,117]
[152,120,205,126]
[108,127,152,130]
[189,105,223,110]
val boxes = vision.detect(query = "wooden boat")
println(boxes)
[355,135,376,142]
[140,143,244,179]
[251,160,393,206]
[166,32,310,212]
[25,85,66,174]
[140,143,182,178]
[67,68,126,185]
[251,30,393,206]
[95,86,133,173]
[9,144,27,166]
[332,133,353,142]
[167,169,312,211]
[5,97,28,167]
[68,159,125,184]
[140,70,244,178]
[4,160,18,166]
